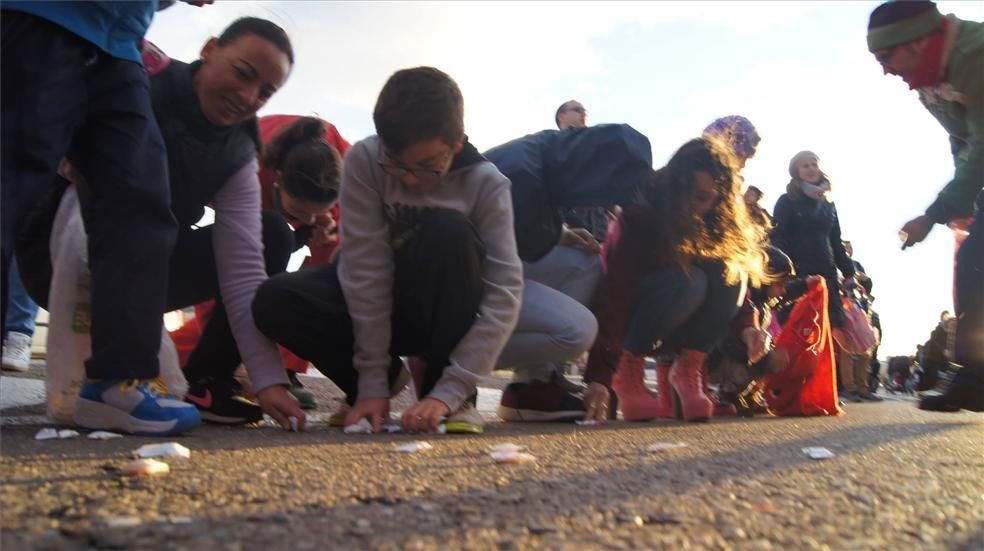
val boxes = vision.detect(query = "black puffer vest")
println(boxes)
[151,59,260,227]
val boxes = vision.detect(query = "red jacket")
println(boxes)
[584,205,669,387]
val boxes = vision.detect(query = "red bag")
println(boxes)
[762,278,843,416]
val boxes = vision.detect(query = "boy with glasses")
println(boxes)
[252,67,523,433]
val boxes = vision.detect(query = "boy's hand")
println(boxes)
[583,382,611,423]
[345,397,390,432]
[401,398,449,433]
[257,385,307,431]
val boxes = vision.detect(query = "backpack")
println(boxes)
[484,124,652,262]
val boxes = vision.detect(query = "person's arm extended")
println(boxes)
[426,167,524,412]
[925,77,984,224]
[213,160,304,430]
[337,141,395,402]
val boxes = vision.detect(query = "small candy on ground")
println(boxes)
[34,428,59,441]
[132,442,191,459]
[343,419,374,434]
[490,451,536,464]
[489,443,527,453]
[802,447,835,460]
[122,458,170,476]
[88,431,123,440]
[395,441,433,453]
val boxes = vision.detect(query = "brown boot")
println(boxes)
[612,350,672,421]
[669,349,714,422]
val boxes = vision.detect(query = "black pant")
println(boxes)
[952,212,984,389]
[167,210,293,383]
[1,12,175,379]
[252,209,484,403]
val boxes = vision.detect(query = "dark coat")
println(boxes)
[770,182,855,279]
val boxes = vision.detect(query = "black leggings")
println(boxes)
[252,208,485,403]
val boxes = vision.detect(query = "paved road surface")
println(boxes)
[2,366,982,550]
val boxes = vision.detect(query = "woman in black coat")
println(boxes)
[770,150,856,327]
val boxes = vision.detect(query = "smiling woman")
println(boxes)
[17,17,310,432]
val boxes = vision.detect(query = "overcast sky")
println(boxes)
[148,1,984,358]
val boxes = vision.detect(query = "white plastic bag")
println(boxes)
[45,187,187,424]
[46,186,90,424]
[158,329,187,399]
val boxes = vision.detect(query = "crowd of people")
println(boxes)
[1,0,981,437]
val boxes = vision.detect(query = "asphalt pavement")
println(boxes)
[2,365,982,550]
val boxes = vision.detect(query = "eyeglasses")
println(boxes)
[377,149,451,184]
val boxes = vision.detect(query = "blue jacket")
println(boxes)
[2,1,158,64]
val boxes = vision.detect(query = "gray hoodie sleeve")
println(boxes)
[426,165,524,412]
[337,141,395,400]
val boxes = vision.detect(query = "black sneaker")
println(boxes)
[287,371,317,410]
[497,373,586,422]
[185,378,264,425]
[919,366,984,412]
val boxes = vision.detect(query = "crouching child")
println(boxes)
[252,67,523,433]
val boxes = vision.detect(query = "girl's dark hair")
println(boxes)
[218,17,294,65]
[262,117,342,204]
[639,137,768,287]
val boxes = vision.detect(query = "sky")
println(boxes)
[148,1,983,359]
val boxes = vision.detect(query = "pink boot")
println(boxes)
[612,351,673,421]
[669,349,714,422]
[652,357,674,419]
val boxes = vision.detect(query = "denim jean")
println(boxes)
[623,260,743,355]
[4,258,38,336]
[498,244,601,383]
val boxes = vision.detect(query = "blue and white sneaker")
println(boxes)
[75,378,201,435]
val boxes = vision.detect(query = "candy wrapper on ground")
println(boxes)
[123,458,171,476]
[490,450,536,464]
[132,442,191,459]
[395,441,433,453]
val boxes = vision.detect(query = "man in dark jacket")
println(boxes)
[868,0,984,412]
